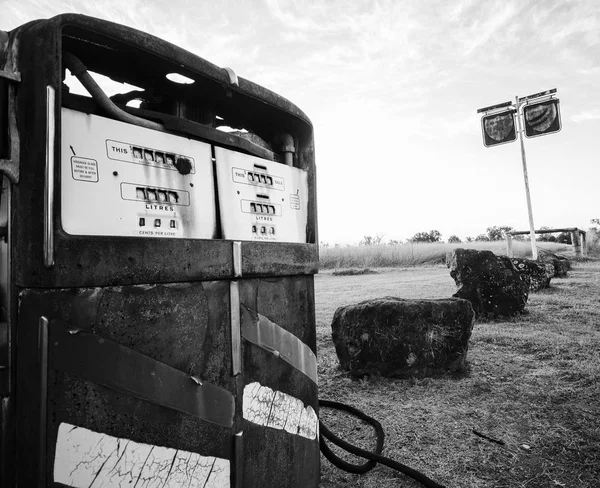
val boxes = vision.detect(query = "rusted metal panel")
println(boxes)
[16,236,236,288]
[238,275,319,487]
[242,423,320,487]
[240,241,319,277]
[48,319,235,427]
[16,281,234,486]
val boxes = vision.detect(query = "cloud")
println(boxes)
[571,110,600,123]
[458,2,521,57]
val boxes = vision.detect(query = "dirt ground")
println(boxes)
[316,260,600,488]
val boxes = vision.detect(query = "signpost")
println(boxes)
[477,89,561,260]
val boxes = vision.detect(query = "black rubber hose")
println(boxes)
[319,399,446,488]
[319,399,384,474]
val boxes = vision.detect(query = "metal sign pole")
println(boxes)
[515,95,538,260]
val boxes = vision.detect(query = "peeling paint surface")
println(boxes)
[53,423,229,487]
[242,382,318,440]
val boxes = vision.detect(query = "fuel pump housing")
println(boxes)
[0,14,318,487]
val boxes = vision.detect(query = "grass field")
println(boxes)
[319,241,572,269]
[316,258,600,488]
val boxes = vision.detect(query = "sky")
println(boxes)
[2,0,599,244]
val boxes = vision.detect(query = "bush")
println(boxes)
[410,230,442,243]
[556,232,572,244]
[486,225,514,241]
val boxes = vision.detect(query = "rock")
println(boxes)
[447,248,529,317]
[537,250,570,277]
[510,257,552,292]
[331,297,474,378]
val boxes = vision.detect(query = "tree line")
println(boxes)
[319,219,599,248]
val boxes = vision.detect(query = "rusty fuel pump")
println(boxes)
[0,14,318,487]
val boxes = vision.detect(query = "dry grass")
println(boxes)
[316,260,600,488]
[319,241,571,270]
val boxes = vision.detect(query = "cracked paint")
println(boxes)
[242,382,318,440]
[53,423,229,487]
[283,397,304,435]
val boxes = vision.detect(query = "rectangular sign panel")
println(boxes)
[523,99,561,138]
[214,147,308,243]
[61,108,217,239]
[481,109,517,147]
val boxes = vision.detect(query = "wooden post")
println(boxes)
[571,231,582,258]
[581,232,587,256]
[506,233,513,257]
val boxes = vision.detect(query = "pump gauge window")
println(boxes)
[481,109,517,147]
[523,99,561,138]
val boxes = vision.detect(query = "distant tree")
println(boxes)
[539,234,557,242]
[320,241,330,248]
[556,232,572,244]
[388,239,402,245]
[486,225,514,241]
[465,236,474,242]
[537,226,557,242]
[410,230,442,243]
[475,234,489,242]
[447,235,462,243]
[591,218,600,228]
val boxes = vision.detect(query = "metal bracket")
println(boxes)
[240,305,318,384]
[230,281,241,376]
[223,67,239,87]
[43,86,55,267]
[222,67,239,98]
[233,431,244,488]
[38,317,49,488]
[233,241,242,278]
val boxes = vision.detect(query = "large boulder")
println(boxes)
[447,248,529,317]
[511,257,552,292]
[537,250,570,277]
[331,297,474,378]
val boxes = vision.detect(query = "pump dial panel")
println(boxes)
[60,108,217,239]
[214,147,308,243]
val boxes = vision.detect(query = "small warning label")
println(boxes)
[71,157,99,182]
[290,194,300,210]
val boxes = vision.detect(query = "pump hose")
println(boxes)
[319,400,446,488]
